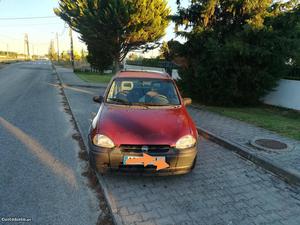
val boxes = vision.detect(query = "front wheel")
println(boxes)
[88,152,96,171]
[191,156,197,170]
[88,152,107,175]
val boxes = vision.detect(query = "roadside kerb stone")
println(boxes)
[52,64,122,225]
[96,174,124,225]
[68,83,108,89]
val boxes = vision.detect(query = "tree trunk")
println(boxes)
[112,58,121,73]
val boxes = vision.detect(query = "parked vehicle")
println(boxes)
[88,70,198,175]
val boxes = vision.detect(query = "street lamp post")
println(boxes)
[51,32,60,62]
[56,32,60,62]
[69,28,75,71]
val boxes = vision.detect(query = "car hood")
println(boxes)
[96,105,193,146]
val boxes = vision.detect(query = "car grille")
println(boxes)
[120,145,170,153]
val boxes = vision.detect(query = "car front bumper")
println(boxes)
[88,135,197,176]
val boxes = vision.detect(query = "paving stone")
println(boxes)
[119,206,130,216]
[136,220,157,225]
[127,204,147,214]
[155,216,176,225]
[122,213,143,224]
[281,216,300,225]
[187,107,300,183]
[102,140,300,225]
[58,64,300,225]
[140,209,161,221]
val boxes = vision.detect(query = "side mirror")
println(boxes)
[183,98,192,106]
[93,96,104,104]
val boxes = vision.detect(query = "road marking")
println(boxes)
[0,117,78,188]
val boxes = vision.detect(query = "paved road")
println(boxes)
[57,69,300,225]
[0,62,100,225]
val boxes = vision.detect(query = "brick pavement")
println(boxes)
[102,140,300,225]
[55,66,300,225]
[188,107,300,181]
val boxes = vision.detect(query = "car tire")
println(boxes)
[88,152,107,175]
[88,152,96,171]
[191,156,197,170]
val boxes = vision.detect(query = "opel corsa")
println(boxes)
[88,70,198,175]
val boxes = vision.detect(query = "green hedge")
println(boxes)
[284,67,300,80]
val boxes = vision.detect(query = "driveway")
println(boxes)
[58,69,300,225]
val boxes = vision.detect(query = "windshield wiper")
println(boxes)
[107,99,173,108]
[143,103,173,107]
[131,103,175,108]
[107,98,132,105]
[131,102,150,109]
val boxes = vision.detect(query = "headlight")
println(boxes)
[176,135,196,149]
[93,134,115,148]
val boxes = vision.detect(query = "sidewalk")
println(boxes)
[53,65,300,185]
[54,66,107,88]
[188,106,300,184]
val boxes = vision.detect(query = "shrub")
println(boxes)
[172,1,300,106]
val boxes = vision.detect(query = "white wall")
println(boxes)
[263,79,300,111]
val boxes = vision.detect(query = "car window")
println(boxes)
[106,78,180,106]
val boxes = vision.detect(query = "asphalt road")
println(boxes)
[0,62,99,225]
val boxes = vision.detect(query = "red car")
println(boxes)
[88,70,198,175]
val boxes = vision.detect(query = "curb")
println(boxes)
[52,64,123,225]
[66,83,108,89]
[96,174,123,225]
[197,127,300,186]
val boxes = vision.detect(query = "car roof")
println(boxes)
[115,70,171,80]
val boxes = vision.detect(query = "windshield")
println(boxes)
[106,78,181,106]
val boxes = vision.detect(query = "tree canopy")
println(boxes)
[170,0,300,105]
[55,0,170,71]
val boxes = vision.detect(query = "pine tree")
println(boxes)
[55,0,170,71]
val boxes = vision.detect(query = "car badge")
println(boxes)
[141,146,149,152]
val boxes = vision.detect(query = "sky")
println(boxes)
[0,0,189,56]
